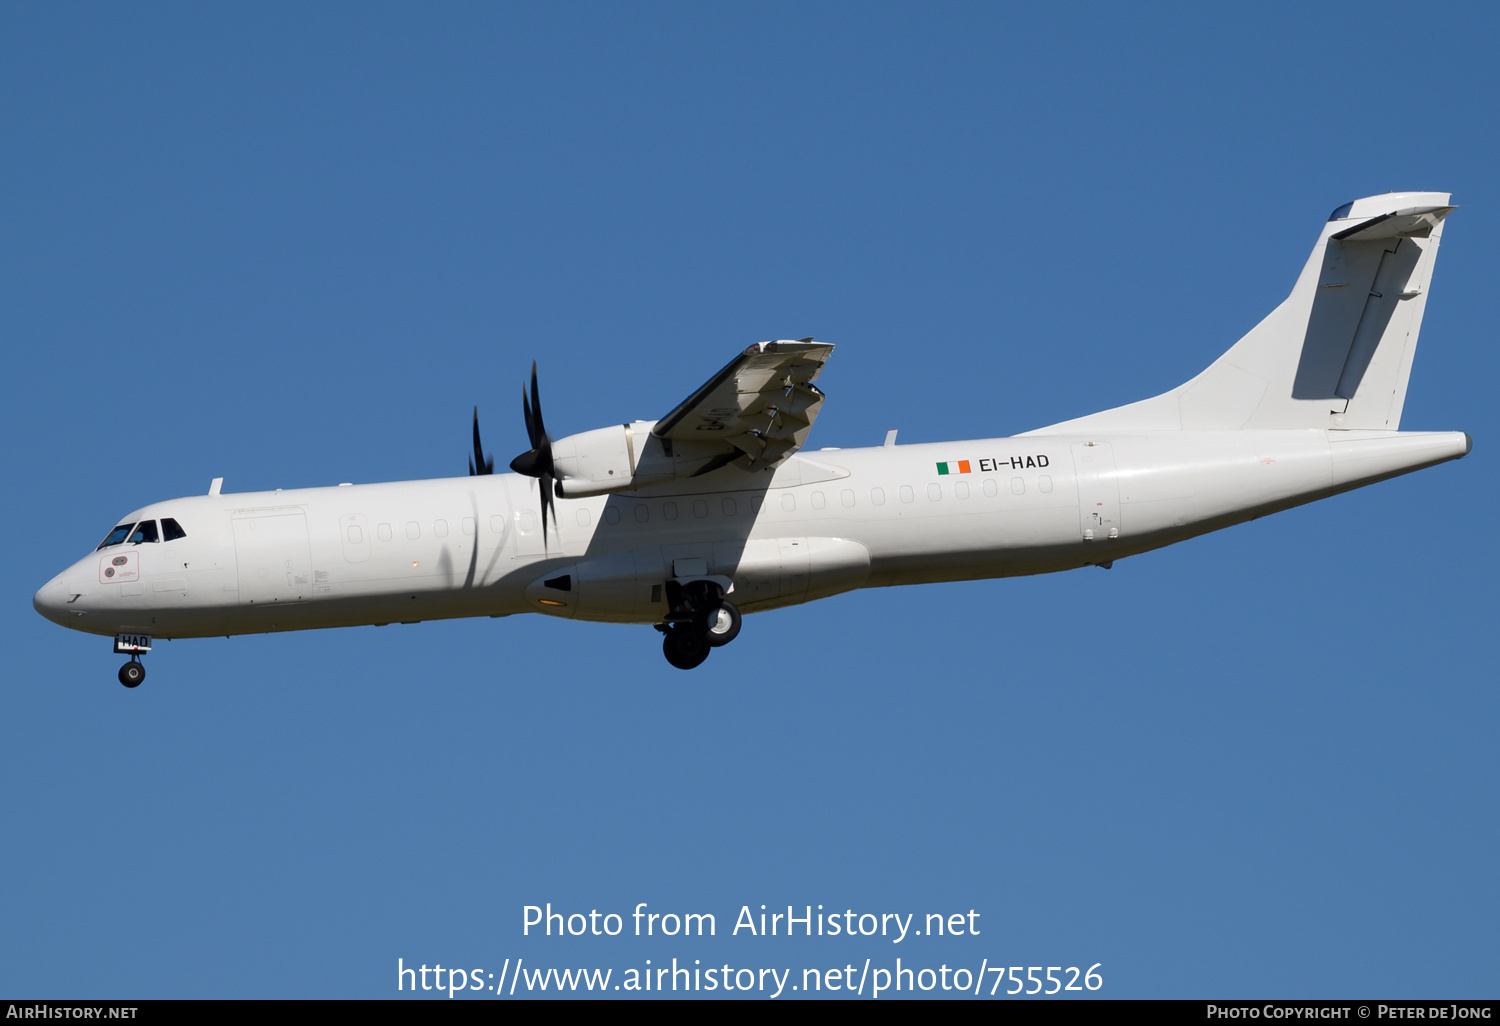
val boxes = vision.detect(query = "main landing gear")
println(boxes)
[656,580,742,670]
[118,657,145,688]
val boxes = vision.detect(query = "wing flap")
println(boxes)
[653,340,834,468]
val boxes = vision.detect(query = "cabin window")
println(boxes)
[955,482,970,500]
[750,495,764,513]
[489,515,505,533]
[519,510,537,531]
[982,479,998,497]
[841,489,855,507]
[663,501,679,521]
[576,508,590,527]
[98,524,135,550]
[1039,475,1053,493]
[634,504,649,523]
[378,523,393,541]
[927,483,942,501]
[899,485,914,504]
[604,507,621,526]
[1011,477,1025,495]
[434,519,448,538]
[161,517,187,541]
[722,497,737,516]
[129,521,159,544]
[347,525,364,544]
[693,499,709,519]
[811,491,826,510]
[781,494,796,512]
[871,487,885,506]
[463,517,476,535]
[406,522,420,539]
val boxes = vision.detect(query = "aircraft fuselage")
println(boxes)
[34,428,1469,641]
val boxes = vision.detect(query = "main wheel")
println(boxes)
[662,626,711,670]
[118,661,145,688]
[704,600,741,647]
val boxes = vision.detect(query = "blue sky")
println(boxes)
[3,2,1496,999]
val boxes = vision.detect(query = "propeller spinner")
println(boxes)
[508,362,558,543]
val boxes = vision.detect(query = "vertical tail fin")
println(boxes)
[1030,192,1454,434]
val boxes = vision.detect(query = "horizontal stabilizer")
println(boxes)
[1331,205,1455,242]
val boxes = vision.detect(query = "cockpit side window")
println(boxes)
[97,524,136,550]
[161,518,187,541]
[129,521,160,544]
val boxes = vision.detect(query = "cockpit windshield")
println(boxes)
[128,521,159,544]
[97,524,135,550]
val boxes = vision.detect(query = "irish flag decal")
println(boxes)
[936,461,971,475]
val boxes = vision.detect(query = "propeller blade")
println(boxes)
[470,407,494,476]
[510,363,554,477]
[508,362,558,552]
[540,473,555,550]
[521,386,535,449]
[528,362,545,445]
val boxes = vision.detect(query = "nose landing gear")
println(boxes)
[118,657,145,688]
[113,634,151,688]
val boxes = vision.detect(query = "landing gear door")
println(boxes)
[1071,442,1121,542]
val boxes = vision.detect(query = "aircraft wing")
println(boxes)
[652,340,835,469]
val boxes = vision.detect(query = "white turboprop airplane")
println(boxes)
[35,192,1470,685]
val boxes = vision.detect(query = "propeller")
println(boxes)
[468,406,494,476]
[508,362,557,544]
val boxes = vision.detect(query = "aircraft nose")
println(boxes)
[33,573,74,626]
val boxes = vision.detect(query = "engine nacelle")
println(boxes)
[550,421,721,497]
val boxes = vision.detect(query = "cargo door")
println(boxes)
[232,509,314,605]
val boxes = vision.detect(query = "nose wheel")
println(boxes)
[118,658,145,688]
